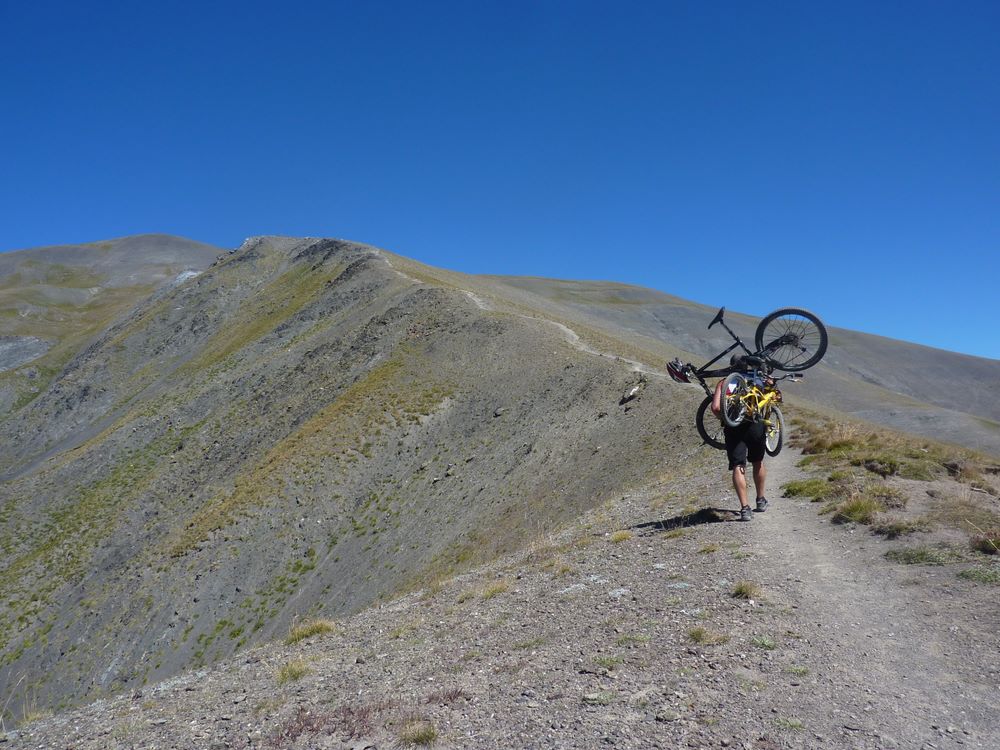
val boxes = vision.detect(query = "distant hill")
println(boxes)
[0,234,224,414]
[476,275,1000,454]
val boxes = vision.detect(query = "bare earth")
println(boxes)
[15,440,998,749]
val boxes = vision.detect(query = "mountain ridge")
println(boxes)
[1,234,998,732]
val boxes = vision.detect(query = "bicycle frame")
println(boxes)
[683,308,756,397]
[736,379,780,420]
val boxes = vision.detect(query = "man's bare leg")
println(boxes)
[752,460,766,500]
[732,465,750,509]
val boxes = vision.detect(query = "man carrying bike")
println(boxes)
[712,356,768,522]
[667,306,829,521]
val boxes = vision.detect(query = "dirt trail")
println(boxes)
[726,447,997,749]
[378,251,663,378]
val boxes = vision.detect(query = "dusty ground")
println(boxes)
[12,439,998,749]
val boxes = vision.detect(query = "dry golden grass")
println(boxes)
[731,580,762,600]
[285,618,337,645]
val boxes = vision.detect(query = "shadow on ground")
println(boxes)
[632,507,738,534]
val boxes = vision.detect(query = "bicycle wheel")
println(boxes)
[695,397,726,450]
[754,308,828,372]
[720,373,747,428]
[764,405,784,456]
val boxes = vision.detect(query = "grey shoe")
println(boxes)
[739,505,753,521]
[755,497,768,513]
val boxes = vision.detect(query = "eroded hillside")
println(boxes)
[0,237,700,720]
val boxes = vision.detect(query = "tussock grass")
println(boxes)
[398,719,438,745]
[698,543,719,554]
[785,665,809,676]
[609,530,632,544]
[615,633,651,646]
[582,691,617,705]
[513,637,547,650]
[791,413,998,494]
[774,717,805,730]
[593,655,624,669]
[389,621,420,640]
[885,545,961,566]
[731,580,762,600]
[782,478,833,501]
[460,579,512,602]
[856,455,899,477]
[276,659,311,684]
[831,495,884,525]
[866,484,907,509]
[686,627,730,645]
[480,580,511,600]
[970,529,1000,555]
[750,635,777,650]
[930,496,997,533]
[285,618,336,645]
[958,566,1000,584]
[871,517,931,539]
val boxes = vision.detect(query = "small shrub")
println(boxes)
[276,659,311,685]
[731,580,762,600]
[958,566,1000,584]
[785,665,809,676]
[285,618,336,645]
[885,545,960,566]
[750,635,776,650]
[609,530,632,544]
[398,719,438,746]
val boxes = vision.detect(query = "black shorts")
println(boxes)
[724,421,766,470]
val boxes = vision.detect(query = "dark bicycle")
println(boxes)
[666,307,828,452]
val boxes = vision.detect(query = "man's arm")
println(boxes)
[711,378,724,417]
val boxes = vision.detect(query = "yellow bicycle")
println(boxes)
[667,306,827,455]
[719,363,800,456]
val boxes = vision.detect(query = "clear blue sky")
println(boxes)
[2,2,998,358]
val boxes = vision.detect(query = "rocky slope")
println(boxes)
[12,443,1000,749]
[2,234,997,739]
[0,237,695,723]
